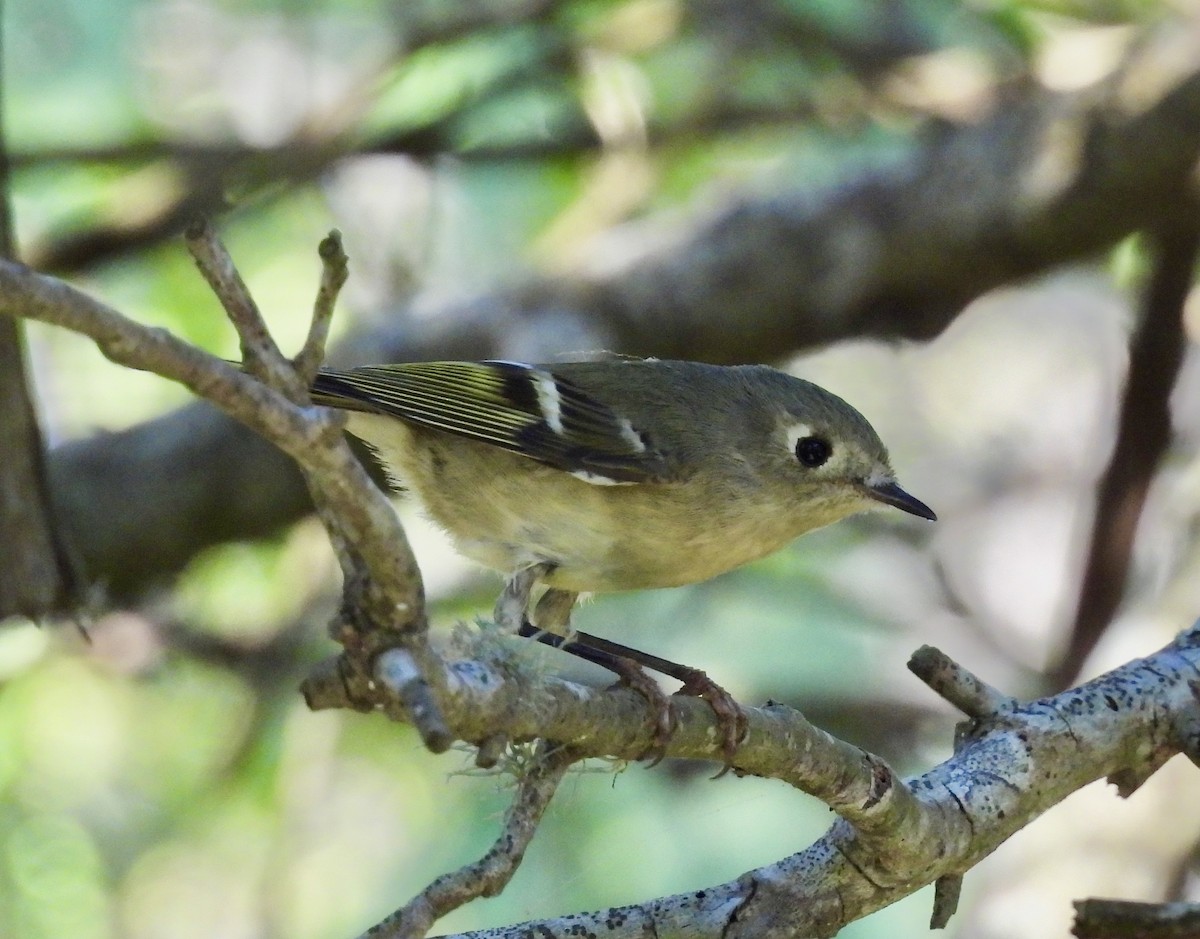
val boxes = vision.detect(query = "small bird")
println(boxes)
[310,358,935,758]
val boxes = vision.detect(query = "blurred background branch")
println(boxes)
[0,0,80,620]
[1052,214,1200,688]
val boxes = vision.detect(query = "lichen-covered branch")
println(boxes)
[305,644,908,823]
[384,623,1200,939]
[362,742,581,939]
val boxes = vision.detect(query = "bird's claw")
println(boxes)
[607,658,677,764]
[609,660,746,772]
[677,669,747,776]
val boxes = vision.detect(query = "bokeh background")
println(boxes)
[3,1,1200,938]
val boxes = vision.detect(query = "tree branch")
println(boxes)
[908,644,1016,719]
[0,241,451,749]
[363,742,581,939]
[343,622,1197,939]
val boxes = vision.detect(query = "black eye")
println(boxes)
[795,436,832,468]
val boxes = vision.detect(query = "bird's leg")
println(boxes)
[476,564,556,767]
[530,588,676,761]
[517,613,676,763]
[522,623,747,766]
[673,668,747,773]
[493,562,553,632]
[592,657,677,766]
[515,586,743,765]
[581,631,746,766]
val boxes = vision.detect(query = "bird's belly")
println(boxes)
[452,494,801,593]
[346,414,810,593]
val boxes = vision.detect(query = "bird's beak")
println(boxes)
[864,478,937,521]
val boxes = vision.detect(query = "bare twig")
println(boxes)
[294,230,348,384]
[907,645,1008,929]
[1052,216,1200,688]
[363,742,581,939]
[930,875,963,930]
[908,645,1016,718]
[185,218,300,394]
[181,226,450,750]
[0,244,450,749]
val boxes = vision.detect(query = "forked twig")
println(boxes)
[361,743,582,939]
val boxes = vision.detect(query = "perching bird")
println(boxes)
[310,358,936,758]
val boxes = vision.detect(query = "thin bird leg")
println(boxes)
[521,589,745,765]
[530,587,578,634]
[557,627,748,765]
[517,616,676,764]
[530,588,674,761]
[476,564,555,767]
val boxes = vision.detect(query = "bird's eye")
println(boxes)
[795,436,832,468]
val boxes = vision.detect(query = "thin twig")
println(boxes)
[908,645,1015,718]
[1052,217,1200,688]
[188,225,445,747]
[184,217,300,394]
[183,225,447,746]
[360,742,581,939]
[930,875,963,929]
[0,249,446,746]
[294,230,348,384]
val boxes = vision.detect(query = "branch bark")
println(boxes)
[319,623,1199,939]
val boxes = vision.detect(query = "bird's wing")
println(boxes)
[310,361,673,484]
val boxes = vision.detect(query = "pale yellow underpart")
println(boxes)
[345,413,876,594]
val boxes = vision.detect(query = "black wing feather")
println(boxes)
[310,361,671,483]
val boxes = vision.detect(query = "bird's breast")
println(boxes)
[343,413,846,593]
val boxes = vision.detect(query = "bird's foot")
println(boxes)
[606,657,676,765]
[676,668,747,775]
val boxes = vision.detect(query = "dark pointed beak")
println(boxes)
[864,479,937,521]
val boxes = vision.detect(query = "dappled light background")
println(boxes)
[2,2,1200,938]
